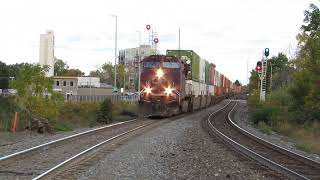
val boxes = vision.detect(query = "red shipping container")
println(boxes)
[209,63,215,85]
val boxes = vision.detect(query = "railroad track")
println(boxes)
[207,101,320,180]
[0,118,154,179]
[0,109,195,180]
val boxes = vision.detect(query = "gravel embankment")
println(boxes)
[77,101,275,179]
[233,102,320,163]
[0,119,136,158]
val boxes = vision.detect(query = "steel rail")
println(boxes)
[228,103,320,169]
[33,124,148,180]
[207,102,309,180]
[0,118,137,162]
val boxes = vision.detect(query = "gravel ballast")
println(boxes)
[232,102,320,163]
[77,101,274,179]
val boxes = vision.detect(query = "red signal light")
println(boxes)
[256,61,262,72]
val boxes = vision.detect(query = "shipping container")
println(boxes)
[205,61,210,84]
[209,63,215,85]
[199,83,206,95]
[214,70,219,87]
[208,85,214,96]
[166,50,200,82]
[185,80,200,96]
[199,58,206,83]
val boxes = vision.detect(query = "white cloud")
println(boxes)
[0,0,319,84]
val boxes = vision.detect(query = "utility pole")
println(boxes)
[136,30,141,96]
[179,28,181,59]
[110,14,117,92]
[269,62,273,91]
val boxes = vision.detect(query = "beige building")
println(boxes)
[53,76,112,97]
[39,30,55,77]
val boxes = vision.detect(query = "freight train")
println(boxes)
[139,50,241,117]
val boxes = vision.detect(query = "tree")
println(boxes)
[289,4,320,123]
[54,58,69,76]
[0,61,9,89]
[234,80,241,86]
[10,64,63,119]
[89,62,125,88]
[267,53,294,91]
[63,69,85,77]
[54,59,84,77]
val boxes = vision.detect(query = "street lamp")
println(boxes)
[110,14,117,92]
[136,30,141,96]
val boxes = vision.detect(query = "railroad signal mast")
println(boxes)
[257,48,269,102]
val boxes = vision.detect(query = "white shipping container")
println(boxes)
[185,80,200,96]
[208,85,214,96]
[199,83,206,95]
[199,58,206,83]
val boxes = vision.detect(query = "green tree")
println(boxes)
[54,59,84,77]
[89,62,125,88]
[0,61,9,89]
[10,64,63,119]
[289,3,320,123]
[63,69,85,77]
[54,58,69,76]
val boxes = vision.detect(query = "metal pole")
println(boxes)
[179,28,181,59]
[115,15,117,90]
[110,14,118,91]
[137,31,141,96]
[270,62,273,91]
[89,75,92,96]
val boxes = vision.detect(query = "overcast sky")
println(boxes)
[0,0,319,85]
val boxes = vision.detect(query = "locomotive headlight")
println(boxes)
[164,85,174,96]
[144,86,152,94]
[156,68,164,79]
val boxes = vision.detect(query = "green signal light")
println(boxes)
[264,48,270,57]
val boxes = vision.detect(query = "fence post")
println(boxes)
[12,112,18,132]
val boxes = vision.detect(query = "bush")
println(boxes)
[97,98,113,124]
[0,96,32,131]
[112,101,138,117]
[55,101,99,130]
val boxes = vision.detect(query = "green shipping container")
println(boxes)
[166,50,200,82]
[205,60,210,84]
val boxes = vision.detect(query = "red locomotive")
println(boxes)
[139,55,186,116]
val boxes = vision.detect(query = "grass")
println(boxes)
[255,121,272,135]
[275,121,320,155]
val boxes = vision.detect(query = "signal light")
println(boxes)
[264,48,269,57]
[256,61,262,72]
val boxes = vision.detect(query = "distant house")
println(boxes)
[53,76,112,97]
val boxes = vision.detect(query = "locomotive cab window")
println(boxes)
[143,61,160,70]
[163,62,180,69]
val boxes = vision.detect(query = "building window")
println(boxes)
[70,81,74,86]
[56,81,60,86]
[63,81,66,86]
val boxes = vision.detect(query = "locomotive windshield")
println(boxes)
[163,62,180,69]
[143,62,160,69]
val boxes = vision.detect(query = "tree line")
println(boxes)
[249,3,320,126]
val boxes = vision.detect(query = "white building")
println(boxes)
[39,30,55,77]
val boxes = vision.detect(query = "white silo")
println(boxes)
[39,30,55,77]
